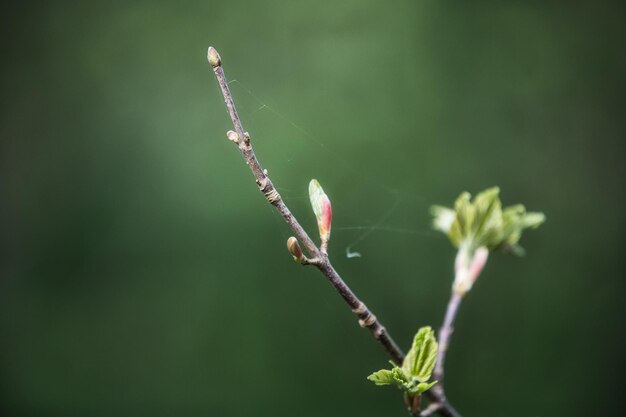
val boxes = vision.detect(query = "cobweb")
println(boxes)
[225,78,437,259]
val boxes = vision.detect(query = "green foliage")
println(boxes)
[367,327,438,395]
[431,187,545,255]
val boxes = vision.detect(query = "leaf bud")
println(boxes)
[226,130,239,143]
[287,237,305,264]
[207,46,221,68]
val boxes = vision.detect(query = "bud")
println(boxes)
[453,246,489,295]
[286,237,305,264]
[308,179,332,253]
[207,46,221,68]
[226,130,239,143]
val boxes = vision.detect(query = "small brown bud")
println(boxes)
[226,130,239,143]
[287,237,305,264]
[207,46,221,68]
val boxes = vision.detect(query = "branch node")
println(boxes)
[358,312,377,328]
[373,326,385,339]
[352,302,378,328]
[352,301,367,315]
[264,188,280,204]
[258,177,281,204]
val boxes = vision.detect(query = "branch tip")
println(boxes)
[207,46,221,68]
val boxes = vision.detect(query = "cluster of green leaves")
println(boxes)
[367,327,438,396]
[431,187,545,255]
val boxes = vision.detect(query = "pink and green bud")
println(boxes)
[286,237,305,264]
[308,179,332,253]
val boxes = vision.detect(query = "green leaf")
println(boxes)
[413,381,438,394]
[367,369,395,385]
[472,187,503,248]
[403,326,438,382]
[454,192,473,240]
[520,211,546,229]
[431,206,456,235]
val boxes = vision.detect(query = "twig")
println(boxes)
[432,292,463,400]
[207,46,461,417]
[420,402,443,417]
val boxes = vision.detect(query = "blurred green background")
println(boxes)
[2,1,624,416]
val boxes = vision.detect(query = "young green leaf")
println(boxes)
[431,187,545,254]
[403,326,438,383]
[367,327,439,397]
[414,381,438,394]
[432,187,545,295]
[367,369,395,385]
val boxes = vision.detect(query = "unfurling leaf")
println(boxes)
[367,327,438,397]
[367,369,395,386]
[403,326,438,383]
[431,186,545,254]
[415,381,438,393]
[432,187,544,295]
[431,206,456,235]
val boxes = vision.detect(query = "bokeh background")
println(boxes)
[2,1,624,416]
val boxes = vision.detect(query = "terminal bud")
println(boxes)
[207,46,221,68]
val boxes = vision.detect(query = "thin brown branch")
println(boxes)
[207,46,461,417]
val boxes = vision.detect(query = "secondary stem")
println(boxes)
[208,46,460,417]
[433,291,463,399]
